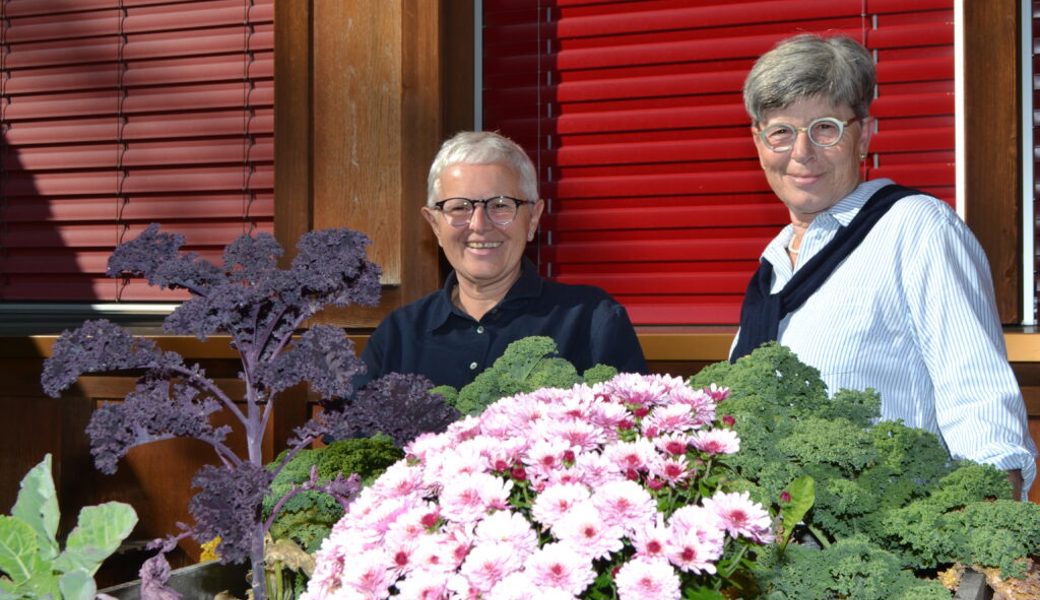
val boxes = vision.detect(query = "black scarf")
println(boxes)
[730,184,920,362]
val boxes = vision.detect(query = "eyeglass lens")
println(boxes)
[761,117,847,151]
[441,197,520,227]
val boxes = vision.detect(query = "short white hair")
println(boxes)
[426,131,538,206]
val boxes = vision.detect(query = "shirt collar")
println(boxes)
[427,256,543,331]
[761,178,895,273]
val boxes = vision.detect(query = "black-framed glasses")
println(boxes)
[757,116,860,152]
[432,196,532,228]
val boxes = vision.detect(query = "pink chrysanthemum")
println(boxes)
[703,490,775,543]
[691,428,741,455]
[650,454,691,485]
[530,482,591,528]
[474,510,538,558]
[460,542,524,593]
[393,569,450,600]
[642,403,696,435]
[602,438,657,474]
[666,527,722,574]
[524,542,596,596]
[439,472,513,524]
[631,515,670,560]
[591,479,657,533]
[552,501,625,560]
[522,437,573,481]
[614,557,681,600]
[654,432,692,456]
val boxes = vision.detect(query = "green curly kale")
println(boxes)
[262,435,402,551]
[441,336,617,416]
[755,537,951,600]
[690,342,1040,594]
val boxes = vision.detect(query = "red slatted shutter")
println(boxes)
[0,0,273,302]
[483,0,954,325]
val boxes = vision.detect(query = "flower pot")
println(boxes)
[98,560,249,600]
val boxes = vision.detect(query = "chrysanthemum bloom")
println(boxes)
[602,438,657,474]
[474,510,538,557]
[654,432,692,456]
[411,532,456,574]
[664,386,718,427]
[523,437,574,481]
[572,451,622,488]
[393,569,450,600]
[665,527,722,574]
[460,541,525,593]
[540,417,607,453]
[703,490,775,543]
[651,454,691,485]
[631,515,670,560]
[486,572,537,600]
[384,502,438,549]
[690,428,741,455]
[439,472,513,524]
[669,505,725,547]
[524,542,596,596]
[339,549,395,599]
[591,479,657,533]
[614,557,681,600]
[552,501,625,560]
[531,482,592,528]
[370,460,426,498]
[642,403,697,435]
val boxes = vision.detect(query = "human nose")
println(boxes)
[788,128,816,162]
[466,201,492,231]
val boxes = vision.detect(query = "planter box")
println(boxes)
[99,560,249,600]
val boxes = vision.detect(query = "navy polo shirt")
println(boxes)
[355,258,647,390]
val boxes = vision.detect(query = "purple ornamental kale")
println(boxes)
[86,379,231,474]
[107,223,225,292]
[288,228,382,308]
[42,319,184,397]
[254,325,365,400]
[189,462,273,564]
[222,230,283,284]
[41,225,383,600]
[348,372,461,447]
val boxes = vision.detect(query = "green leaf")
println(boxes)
[10,455,59,561]
[54,502,137,576]
[0,515,43,587]
[58,568,97,600]
[780,475,815,551]
[682,585,726,600]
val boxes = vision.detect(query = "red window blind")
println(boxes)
[483,0,954,325]
[0,0,273,302]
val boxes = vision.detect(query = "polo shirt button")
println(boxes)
[469,361,479,370]
[476,326,485,334]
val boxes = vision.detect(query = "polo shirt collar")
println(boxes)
[427,256,544,331]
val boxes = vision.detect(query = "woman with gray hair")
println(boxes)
[355,130,646,391]
[730,34,1036,498]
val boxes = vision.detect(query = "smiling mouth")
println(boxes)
[466,241,502,249]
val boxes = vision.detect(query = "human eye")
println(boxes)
[443,199,473,215]
[764,124,794,143]
[811,120,839,135]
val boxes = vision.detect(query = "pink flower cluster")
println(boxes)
[304,373,773,600]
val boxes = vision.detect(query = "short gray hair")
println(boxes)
[427,130,538,206]
[743,34,875,125]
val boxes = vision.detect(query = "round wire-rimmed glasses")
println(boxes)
[432,196,532,228]
[757,116,860,152]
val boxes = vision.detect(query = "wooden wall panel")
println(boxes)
[275,0,451,329]
[963,0,1022,323]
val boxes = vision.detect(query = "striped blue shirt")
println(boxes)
[752,178,1037,497]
